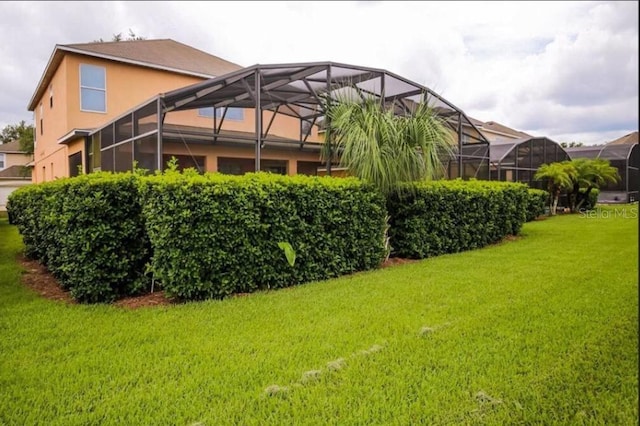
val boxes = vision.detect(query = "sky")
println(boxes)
[0,1,638,145]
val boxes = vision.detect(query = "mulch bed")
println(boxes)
[18,255,419,309]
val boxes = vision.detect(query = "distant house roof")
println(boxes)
[0,165,31,179]
[0,140,27,153]
[29,39,244,111]
[607,131,638,145]
[479,120,533,139]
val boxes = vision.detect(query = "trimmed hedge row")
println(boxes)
[526,188,548,221]
[140,172,387,300]
[8,171,546,303]
[7,173,149,303]
[387,180,530,259]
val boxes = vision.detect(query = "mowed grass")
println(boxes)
[0,205,637,425]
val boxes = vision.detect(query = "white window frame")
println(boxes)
[80,64,107,113]
[0,153,5,170]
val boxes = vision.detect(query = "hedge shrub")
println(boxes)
[140,172,387,300]
[526,188,547,221]
[7,173,149,303]
[387,180,529,259]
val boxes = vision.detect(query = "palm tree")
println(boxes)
[534,162,576,215]
[322,96,455,196]
[571,159,619,211]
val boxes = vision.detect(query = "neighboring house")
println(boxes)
[0,140,32,210]
[468,117,532,143]
[29,39,490,182]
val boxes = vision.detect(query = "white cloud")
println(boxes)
[0,0,637,145]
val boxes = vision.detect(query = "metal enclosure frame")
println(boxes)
[88,62,491,178]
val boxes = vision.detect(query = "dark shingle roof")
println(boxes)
[64,39,243,78]
[0,165,31,179]
[0,140,26,153]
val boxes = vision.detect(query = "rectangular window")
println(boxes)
[0,153,5,170]
[198,107,243,121]
[49,85,53,108]
[80,64,106,112]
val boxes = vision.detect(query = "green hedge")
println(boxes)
[140,172,387,300]
[387,180,529,259]
[7,173,149,303]
[526,188,548,221]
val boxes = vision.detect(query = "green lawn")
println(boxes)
[0,205,637,425]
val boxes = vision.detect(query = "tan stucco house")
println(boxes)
[29,38,493,182]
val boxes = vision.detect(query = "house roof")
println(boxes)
[28,39,244,111]
[0,140,27,153]
[0,165,32,179]
[481,120,532,139]
[607,131,638,145]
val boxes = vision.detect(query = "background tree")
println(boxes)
[322,96,454,196]
[0,121,34,154]
[95,29,146,43]
[560,141,584,148]
[534,162,576,215]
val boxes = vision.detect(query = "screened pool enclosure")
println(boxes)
[566,143,639,203]
[85,62,490,179]
[489,136,570,190]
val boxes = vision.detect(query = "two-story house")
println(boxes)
[30,38,497,182]
[28,39,328,183]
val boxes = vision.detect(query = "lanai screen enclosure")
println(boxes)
[566,143,639,203]
[86,62,490,179]
[490,136,570,190]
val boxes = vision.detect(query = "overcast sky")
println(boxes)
[1,1,638,144]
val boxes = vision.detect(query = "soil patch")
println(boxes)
[381,257,418,268]
[17,255,426,308]
[18,255,174,309]
[18,255,76,304]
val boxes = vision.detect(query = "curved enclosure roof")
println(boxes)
[89,61,491,178]
[566,143,639,162]
[159,61,489,145]
[489,136,568,164]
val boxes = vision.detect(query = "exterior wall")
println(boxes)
[2,152,32,169]
[31,51,323,182]
[32,54,207,182]
[162,142,323,175]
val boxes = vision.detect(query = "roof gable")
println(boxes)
[28,39,243,111]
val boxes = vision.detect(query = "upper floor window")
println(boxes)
[198,107,243,121]
[80,64,106,113]
[0,153,5,170]
[49,85,53,108]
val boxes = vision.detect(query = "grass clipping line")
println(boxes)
[264,324,445,396]
[264,344,385,397]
